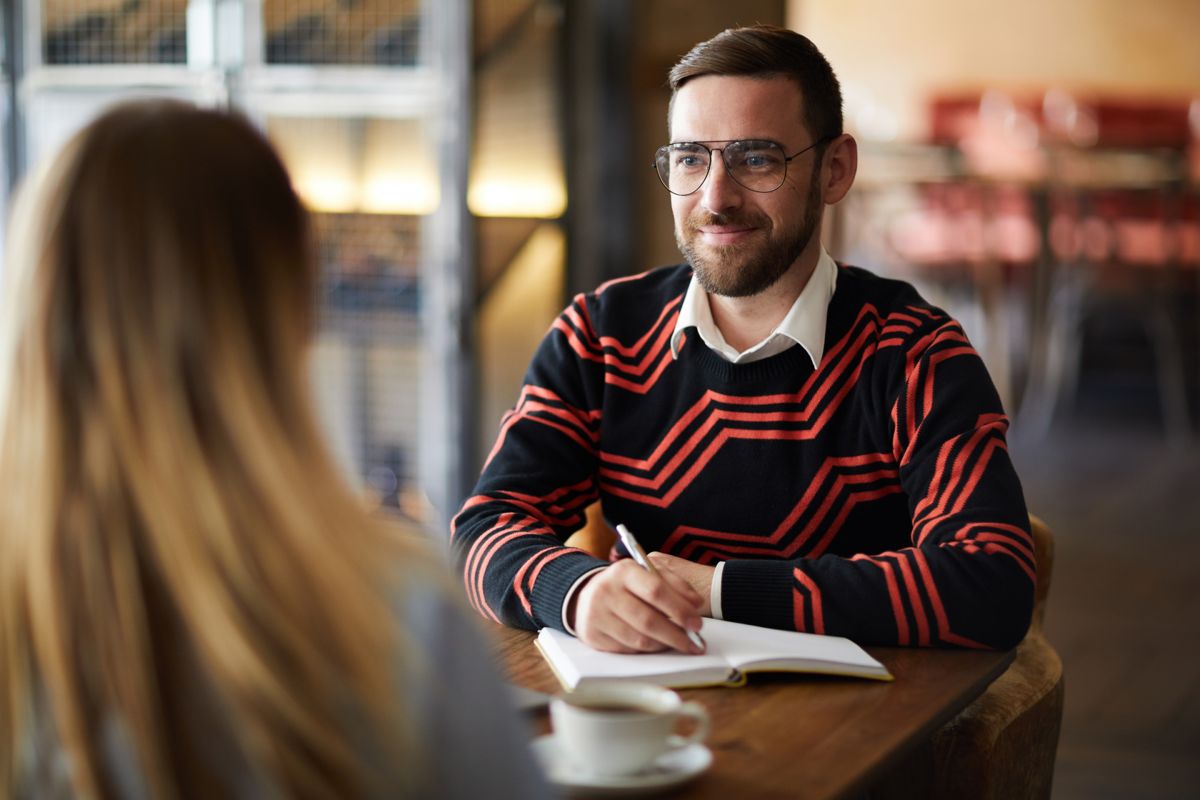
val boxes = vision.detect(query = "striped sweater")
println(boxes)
[452,263,1035,649]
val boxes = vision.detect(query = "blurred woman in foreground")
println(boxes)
[0,100,549,799]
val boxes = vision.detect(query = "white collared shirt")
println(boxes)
[670,248,838,369]
[670,249,838,619]
[561,250,839,632]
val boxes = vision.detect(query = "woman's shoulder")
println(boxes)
[383,560,554,800]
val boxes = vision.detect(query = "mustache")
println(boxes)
[685,210,770,230]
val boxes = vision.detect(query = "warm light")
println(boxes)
[361,175,440,215]
[269,117,440,216]
[468,180,566,218]
[293,173,359,213]
[469,20,566,220]
[360,120,440,215]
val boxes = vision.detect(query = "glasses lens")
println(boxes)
[656,143,710,195]
[655,140,794,195]
[724,140,788,192]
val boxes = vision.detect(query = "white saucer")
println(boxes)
[531,733,712,797]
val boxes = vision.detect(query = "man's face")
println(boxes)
[669,75,825,298]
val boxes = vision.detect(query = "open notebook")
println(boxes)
[537,617,892,690]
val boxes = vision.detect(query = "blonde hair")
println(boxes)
[0,100,422,798]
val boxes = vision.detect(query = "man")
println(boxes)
[452,26,1034,654]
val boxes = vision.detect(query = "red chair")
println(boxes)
[1027,94,1196,439]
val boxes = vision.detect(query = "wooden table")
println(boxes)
[495,627,1014,800]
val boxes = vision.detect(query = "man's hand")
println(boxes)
[568,559,705,654]
[647,552,715,616]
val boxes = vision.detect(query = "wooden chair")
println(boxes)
[564,501,617,559]
[878,514,1065,799]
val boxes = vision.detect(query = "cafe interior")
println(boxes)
[3,0,1198,797]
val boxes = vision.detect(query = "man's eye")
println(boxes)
[673,153,706,169]
[737,150,779,169]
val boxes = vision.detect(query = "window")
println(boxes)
[8,0,471,530]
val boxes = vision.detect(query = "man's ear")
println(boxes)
[821,133,858,205]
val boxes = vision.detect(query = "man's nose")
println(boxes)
[698,152,743,214]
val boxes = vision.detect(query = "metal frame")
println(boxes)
[7,0,474,533]
[420,0,474,527]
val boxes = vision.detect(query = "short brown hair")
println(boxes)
[669,25,843,142]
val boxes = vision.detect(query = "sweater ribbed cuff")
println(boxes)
[720,559,797,631]
[530,552,610,632]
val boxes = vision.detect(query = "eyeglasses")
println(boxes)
[652,137,830,196]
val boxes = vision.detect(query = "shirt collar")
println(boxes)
[670,248,838,368]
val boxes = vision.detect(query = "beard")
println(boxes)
[675,169,823,298]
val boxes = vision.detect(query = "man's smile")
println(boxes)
[696,224,757,245]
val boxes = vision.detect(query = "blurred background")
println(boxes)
[0,0,1197,797]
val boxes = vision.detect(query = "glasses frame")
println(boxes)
[652,136,833,196]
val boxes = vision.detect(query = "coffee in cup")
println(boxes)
[550,681,709,777]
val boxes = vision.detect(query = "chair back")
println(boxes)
[877,513,1065,800]
[1030,514,1054,631]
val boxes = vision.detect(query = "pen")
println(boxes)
[615,523,706,651]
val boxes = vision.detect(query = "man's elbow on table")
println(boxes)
[969,569,1036,651]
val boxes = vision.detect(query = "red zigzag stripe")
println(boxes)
[599,317,885,498]
[662,454,899,558]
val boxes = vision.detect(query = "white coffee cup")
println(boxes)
[549,681,709,777]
